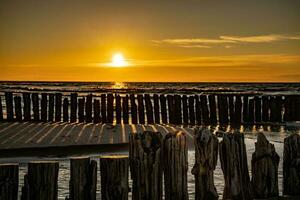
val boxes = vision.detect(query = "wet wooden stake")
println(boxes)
[32,93,40,122]
[5,92,14,121]
[262,95,270,122]
[55,93,62,122]
[93,99,100,123]
[219,132,253,200]
[63,98,69,122]
[48,93,54,122]
[167,95,174,124]
[270,96,282,122]
[69,157,97,200]
[23,93,31,121]
[208,95,217,125]
[174,95,182,125]
[100,155,129,200]
[0,96,3,121]
[85,94,93,123]
[21,161,59,200]
[217,95,229,125]
[137,94,145,124]
[41,93,48,122]
[101,94,107,123]
[163,131,188,200]
[195,95,201,125]
[284,95,297,122]
[188,96,195,125]
[234,95,242,124]
[243,95,249,123]
[254,96,262,123]
[248,98,255,123]
[192,128,219,200]
[129,131,163,200]
[130,94,137,124]
[14,96,22,121]
[283,133,300,196]
[145,94,154,124]
[228,95,235,125]
[107,94,114,124]
[182,95,189,125]
[200,95,210,125]
[251,132,279,198]
[159,94,167,124]
[0,163,19,200]
[78,98,85,123]
[116,94,121,124]
[70,93,78,123]
[122,95,129,124]
[153,94,160,124]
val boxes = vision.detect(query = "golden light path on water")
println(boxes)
[111,82,128,89]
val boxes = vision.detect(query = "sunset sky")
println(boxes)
[1,0,300,82]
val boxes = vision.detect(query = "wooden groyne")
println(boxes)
[0,92,299,125]
[0,130,299,200]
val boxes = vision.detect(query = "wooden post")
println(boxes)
[48,93,54,122]
[192,128,219,200]
[69,157,97,200]
[0,96,3,121]
[174,95,182,125]
[107,94,114,124]
[251,132,279,198]
[283,133,300,196]
[122,95,129,124]
[262,95,270,122]
[159,95,167,124]
[78,98,85,123]
[188,95,195,125]
[129,131,163,200]
[5,92,14,121]
[219,132,253,200]
[100,155,129,200]
[145,94,154,124]
[63,98,69,122]
[14,96,22,121]
[32,93,40,122]
[130,94,137,124]
[182,95,189,125]
[55,93,62,122]
[23,93,31,121]
[153,94,160,124]
[284,95,297,122]
[93,99,101,123]
[101,94,107,123]
[270,96,282,122]
[200,95,210,125]
[41,93,48,122]
[0,163,19,200]
[115,94,121,124]
[167,95,174,124]
[248,98,255,123]
[70,93,78,123]
[208,95,217,125]
[254,96,262,123]
[137,94,145,124]
[163,131,188,200]
[22,161,59,200]
[234,95,242,124]
[217,95,229,125]
[243,95,249,123]
[228,95,235,125]
[195,95,202,125]
[296,95,300,121]
[85,94,93,123]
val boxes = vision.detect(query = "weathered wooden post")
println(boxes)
[235,95,242,124]
[48,93,54,122]
[129,131,163,200]
[262,95,270,122]
[100,155,129,200]
[101,94,107,123]
[32,93,40,122]
[251,132,279,198]
[85,94,93,123]
[163,131,188,200]
[63,98,69,122]
[200,95,210,125]
[188,95,195,125]
[0,96,3,121]
[55,93,62,122]
[254,96,262,123]
[283,133,300,196]
[5,92,14,121]
[208,95,217,124]
[69,157,97,200]
[217,95,229,124]
[243,95,249,123]
[41,93,48,122]
[137,94,145,124]
[174,95,182,125]
[14,96,22,121]
[23,93,31,121]
[21,161,59,200]
[248,98,255,123]
[166,95,173,124]
[182,95,189,125]
[70,93,78,123]
[107,94,114,124]
[153,94,160,124]
[195,95,201,125]
[122,95,129,124]
[0,163,19,200]
[130,94,137,124]
[159,95,167,124]
[93,99,101,123]
[270,96,282,122]
[78,98,85,123]
[115,94,122,124]
[219,132,253,200]
[228,95,235,124]
[145,94,154,124]
[192,128,218,200]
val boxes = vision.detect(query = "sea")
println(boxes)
[0,81,299,199]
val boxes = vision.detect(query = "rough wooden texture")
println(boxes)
[0,163,19,200]
[48,93,54,122]
[107,94,114,124]
[130,94,137,124]
[182,95,189,125]
[145,94,154,124]
[229,95,235,124]
[217,95,229,124]
[122,95,129,124]
[159,95,167,124]
[129,131,163,200]
[200,95,210,125]
[137,94,145,124]
[69,157,97,200]
[219,132,253,200]
[192,128,218,200]
[14,96,22,121]
[188,96,195,125]
[252,132,279,198]
[262,96,270,122]
[70,93,78,123]
[32,93,40,122]
[85,94,93,123]
[101,94,107,123]
[0,96,3,121]
[23,93,31,121]
[208,95,217,124]
[63,98,69,122]
[235,95,242,124]
[167,95,174,124]
[284,95,296,121]
[248,98,255,123]
[283,133,300,196]
[93,99,100,123]
[55,93,62,122]
[22,161,59,200]
[254,96,262,123]
[163,131,188,200]
[116,94,122,124]
[153,94,160,124]
[100,155,129,200]
[5,92,14,121]
[270,96,282,122]
[78,98,85,123]
[174,95,182,125]
[41,93,48,122]
[243,95,249,123]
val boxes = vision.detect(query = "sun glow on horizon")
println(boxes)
[111,53,128,67]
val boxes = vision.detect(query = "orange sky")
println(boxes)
[1,0,300,82]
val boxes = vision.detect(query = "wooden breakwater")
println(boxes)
[0,131,299,200]
[0,92,299,125]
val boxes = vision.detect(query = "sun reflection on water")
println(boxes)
[111,82,128,89]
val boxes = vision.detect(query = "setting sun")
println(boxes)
[111,53,127,67]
